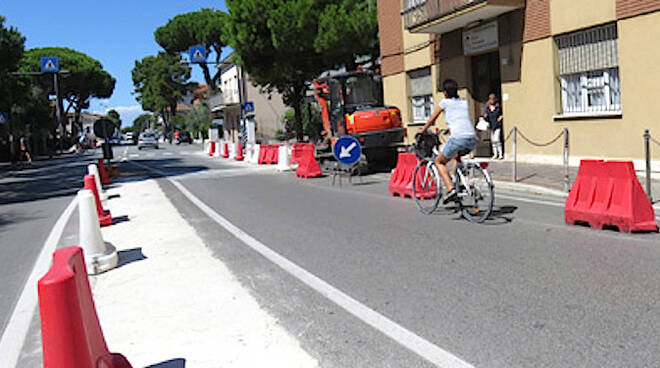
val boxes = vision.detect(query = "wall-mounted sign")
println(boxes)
[463,21,499,56]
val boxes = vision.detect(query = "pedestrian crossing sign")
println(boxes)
[40,57,60,73]
[189,45,207,63]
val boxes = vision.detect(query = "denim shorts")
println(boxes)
[441,136,477,158]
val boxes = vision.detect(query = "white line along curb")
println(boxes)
[132,161,474,368]
[0,197,77,368]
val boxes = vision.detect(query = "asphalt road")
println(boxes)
[119,143,659,368]
[0,154,91,336]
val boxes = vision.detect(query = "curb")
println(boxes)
[493,180,568,198]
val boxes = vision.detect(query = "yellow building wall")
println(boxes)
[502,11,660,165]
[383,72,410,137]
[550,0,616,35]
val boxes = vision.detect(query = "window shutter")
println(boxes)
[557,23,618,75]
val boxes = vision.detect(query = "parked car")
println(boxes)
[121,132,135,145]
[108,136,121,146]
[175,131,193,144]
[137,132,159,150]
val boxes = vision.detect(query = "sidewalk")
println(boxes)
[24,173,319,367]
[485,159,660,202]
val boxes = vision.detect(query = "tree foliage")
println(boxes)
[0,15,26,114]
[181,102,211,138]
[225,0,380,140]
[130,113,153,133]
[314,0,379,69]
[18,47,115,134]
[155,9,227,90]
[105,109,121,129]
[131,52,193,130]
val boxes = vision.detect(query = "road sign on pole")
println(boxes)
[333,136,361,165]
[188,45,207,63]
[0,112,7,124]
[242,101,255,115]
[40,57,60,73]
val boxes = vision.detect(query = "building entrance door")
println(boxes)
[471,51,501,157]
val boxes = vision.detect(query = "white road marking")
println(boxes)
[163,152,173,156]
[131,161,473,368]
[129,154,139,158]
[0,197,78,368]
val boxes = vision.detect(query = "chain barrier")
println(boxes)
[517,129,565,147]
[650,135,660,147]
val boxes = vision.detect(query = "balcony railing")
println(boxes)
[402,0,484,30]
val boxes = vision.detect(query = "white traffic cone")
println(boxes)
[213,140,221,157]
[88,164,107,206]
[276,145,292,171]
[229,142,237,159]
[78,189,118,275]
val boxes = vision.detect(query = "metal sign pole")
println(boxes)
[644,129,652,202]
[512,126,517,182]
[563,128,570,193]
[53,73,63,154]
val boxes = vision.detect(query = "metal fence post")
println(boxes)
[563,128,570,193]
[512,126,517,182]
[644,129,652,202]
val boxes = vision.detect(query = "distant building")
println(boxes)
[211,54,287,142]
[66,112,104,138]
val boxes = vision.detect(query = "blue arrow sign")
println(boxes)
[189,45,207,63]
[0,112,7,124]
[242,101,255,114]
[40,57,60,73]
[333,136,362,165]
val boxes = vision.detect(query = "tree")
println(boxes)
[314,0,379,69]
[182,103,211,138]
[105,109,121,130]
[131,52,193,132]
[155,9,227,90]
[225,0,327,141]
[131,113,153,133]
[0,15,26,159]
[19,47,115,135]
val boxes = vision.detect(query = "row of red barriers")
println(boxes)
[388,152,437,199]
[291,143,314,165]
[98,159,112,185]
[84,175,113,227]
[565,160,657,233]
[258,145,280,165]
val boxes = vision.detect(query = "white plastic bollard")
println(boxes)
[213,140,221,157]
[87,164,107,205]
[276,145,292,171]
[229,142,237,159]
[77,189,118,275]
[248,144,261,164]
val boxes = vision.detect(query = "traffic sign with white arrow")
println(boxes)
[0,112,7,124]
[333,136,362,165]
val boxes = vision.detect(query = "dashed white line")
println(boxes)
[0,197,78,368]
[131,161,474,368]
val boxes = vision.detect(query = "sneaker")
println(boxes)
[491,155,498,160]
[443,188,458,204]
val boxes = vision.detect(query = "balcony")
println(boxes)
[402,0,523,34]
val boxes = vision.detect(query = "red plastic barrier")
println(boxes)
[208,141,216,157]
[296,146,322,178]
[565,160,658,233]
[84,175,113,227]
[291,143,314,165]
[388,152,438,199]
[38,246,132,368]
[258,145,279,165]
[98,159,112,185]
[221,142,229,158]
[235,143,245,161]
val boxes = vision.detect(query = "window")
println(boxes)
[556,23,621,115]
[408,68,433,123]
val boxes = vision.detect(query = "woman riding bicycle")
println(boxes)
[419,79,477,204]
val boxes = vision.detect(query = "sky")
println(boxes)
[1,0,230,127]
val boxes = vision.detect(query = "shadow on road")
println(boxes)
[116,247,147,268]
[146,358,186,368]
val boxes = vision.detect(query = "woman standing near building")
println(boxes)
[484,93,503,160]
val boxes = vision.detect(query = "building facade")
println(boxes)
[212,56,287,143]
[379,0,660,165]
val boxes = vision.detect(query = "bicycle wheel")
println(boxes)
[458,163,494,223]
[412,159,442,214]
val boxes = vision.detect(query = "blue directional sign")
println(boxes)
[40,57,60,73]
[242,101,255,114]
[0,112,7,124]
[333,136,362,165]
[188,45,207,63]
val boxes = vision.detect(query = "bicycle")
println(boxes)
[411,131,495,223]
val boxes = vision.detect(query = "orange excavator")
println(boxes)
[313,70,404,169]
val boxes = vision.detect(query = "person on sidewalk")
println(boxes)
[419,79,477,203]
[19,136,32,165]
[484,93,504,160]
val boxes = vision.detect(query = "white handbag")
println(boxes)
[476,117,489,131]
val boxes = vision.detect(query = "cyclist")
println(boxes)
[419,79,477,203]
